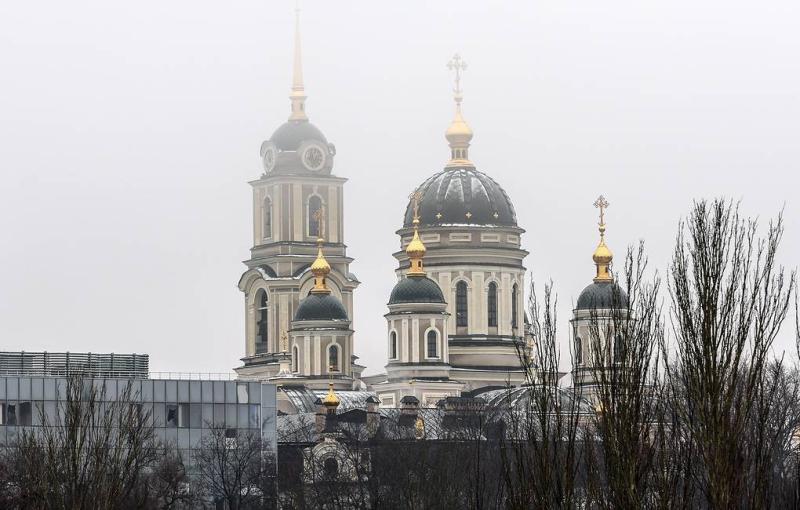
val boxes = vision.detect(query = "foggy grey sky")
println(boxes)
[1,1,798,375]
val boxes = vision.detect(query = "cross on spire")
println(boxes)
[313,206,326,241]
[409,190,423,223]
[447,54,467,99]
[594,195,610,226]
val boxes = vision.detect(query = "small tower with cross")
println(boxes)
[445,54,474,167]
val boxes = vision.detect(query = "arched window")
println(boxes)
[323,457,338,479]
[456,281,468,327]
[389,332,397,360]
[426,329,438,358]
[292,345,299,373]
[256,290,268,347]
[328,344,340,372]
[613,334,624,363]
[307,195,323,238]
[262,196,272,239]
[487,282,498,328]
[575,337,583,365]
[511,283,519,329]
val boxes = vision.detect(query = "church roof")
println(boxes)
[403,167,517,228]
[293,293,349,322]
[270,120,328,151]
[388,276,445,305]
[575,281,628,310]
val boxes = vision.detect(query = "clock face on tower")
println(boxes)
[260,141,277,174]
[301,144,326,172]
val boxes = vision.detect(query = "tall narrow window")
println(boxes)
[328,344,340,372]
[390,332,397,359]
[456,281,468,327]
[256,290,268,348]
[262,196,272,239]
[487,282,498,328]
[511,283,519,329]
[426,330,438,358]
[308,195,323,237]
[613,334,624,363]
[292,345,299,372]
[575,337,583,365]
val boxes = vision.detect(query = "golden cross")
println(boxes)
[593,195,610,225]
[409,190,423,222]
[447,54,467,96]
[313,206,326,240]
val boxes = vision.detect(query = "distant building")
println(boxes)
[0,352,278,470]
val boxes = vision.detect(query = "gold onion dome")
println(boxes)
[322,382,340,408]
[310,238,332,294]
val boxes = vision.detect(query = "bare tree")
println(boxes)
[664,199,796,508]
[192,424,274,510]
[501,278,583,509]
[0,374,159,509]
[583,243,667,508]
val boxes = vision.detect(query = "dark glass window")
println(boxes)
[262,196,272,238]
[390,332,397,359]
[487,282,498,327]
[308,195,323,237]
[575,337,583,365]
[427,330,438,358]
[323,457,339,479]
[256,290,268,346]
[166,404,178,428]
[511,283,519,329]
[456,281,468,327]
[329,345,339,372]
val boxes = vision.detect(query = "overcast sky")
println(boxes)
[1,1,798,375]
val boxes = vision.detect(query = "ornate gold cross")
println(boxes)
[409,190,423,222]
[593,195,609,225]
[447,54,467,96]
[313,206,326,240]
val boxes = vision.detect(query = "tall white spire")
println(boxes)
[288,3,308,121]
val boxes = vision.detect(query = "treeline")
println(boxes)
[281,199,800,510]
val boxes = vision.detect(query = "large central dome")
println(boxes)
[403,167,517,228]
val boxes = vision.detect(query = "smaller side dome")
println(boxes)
[389,276,445,305]
[294,293,349,321]
[576,282,628,310]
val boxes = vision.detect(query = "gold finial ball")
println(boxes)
[445,113,474,146]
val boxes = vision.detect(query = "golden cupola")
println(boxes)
[310,237,332,294]
[406,203,427,277]
[445,54,474,167]
[592,195,614,283]
[322,382,340,408]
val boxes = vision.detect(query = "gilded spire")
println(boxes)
[288,4,308,121]
[406,191,427,276]
[445,54,474,167]
[592,195,614,283]
[322,382,340,408]
[310,207,331,293]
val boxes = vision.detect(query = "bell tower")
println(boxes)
[236,7,359,381]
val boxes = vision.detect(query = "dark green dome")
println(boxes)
[270,120,328,151]
[294,293,348,321]
[389,276,445,305]
[576,282,628,310]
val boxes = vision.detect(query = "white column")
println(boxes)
[500,273,511,336]
[292,184,303,241]
[303,336,311,374]
[412,318,420,361]
[401,319,409,362]
[472,272,486,334]
[328,185,338,244]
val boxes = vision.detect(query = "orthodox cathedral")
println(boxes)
[234,10,624,413]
